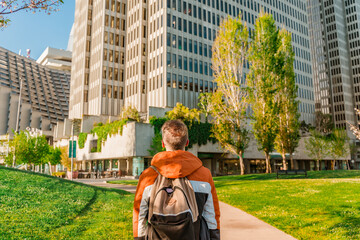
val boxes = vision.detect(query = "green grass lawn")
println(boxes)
[2,166,359,240]
[214,170,360,240]
[0,166,133,240]
[107,180,139,186]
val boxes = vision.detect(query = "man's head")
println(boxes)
[161,120,189,151]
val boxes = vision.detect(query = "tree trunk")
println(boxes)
[317,160,320,171]
[239,151,245,175]
[290,153,295,170]
[49,162,52,175]
[282,151,287,170]
[265,152,272,173]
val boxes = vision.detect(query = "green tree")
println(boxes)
[6,131,50,170]
[198,93,212,122]
[248,12,281,173]
[0,0,63,28]
[274,29,300,170]
[315,111,333,135]
[60,146,77,171]
[147,132,165,156]
[28,135,49,169]
[44,147,62,175]
[328,129,349,170]
[166,103,200,123]
[8,131,29,167]
[209,16,250,175]
[305,130,328,171]
[121,105,140,122]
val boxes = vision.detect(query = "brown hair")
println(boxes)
[161,120,189,150]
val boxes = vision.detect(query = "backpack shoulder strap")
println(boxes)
[150,165,160,175]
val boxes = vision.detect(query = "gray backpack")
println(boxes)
[146,166,199,240]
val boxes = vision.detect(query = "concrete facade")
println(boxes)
[37,47,72,72]
[72,121,350,176]
[0,47,70,135]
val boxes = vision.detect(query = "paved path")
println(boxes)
[80,180,296,240]
[220,201,295,240]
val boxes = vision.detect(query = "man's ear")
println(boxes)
[185,139,189,147]
[162,140,165,148]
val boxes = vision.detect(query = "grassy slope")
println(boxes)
[0,166,133,240]
[214,170,360,240]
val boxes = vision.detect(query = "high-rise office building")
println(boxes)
[70,0,315,124]
[69,0,127,119]
[308,0,360,131]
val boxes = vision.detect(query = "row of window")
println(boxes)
[168,6,309,50]
[101,85,124,99]
[298,88,314,101]
[104,31,125,47]
[104,14,126,31]
[102,67,125,82]
[299,102,315,114]
[166,52,213,76]
[105,0,126,14]
[167,14,216,41]
[166,72,216,93]
[103,49,125,64]
[167,33,213,58]
[168,0,307,23]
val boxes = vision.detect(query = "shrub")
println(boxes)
[51,172,66,178]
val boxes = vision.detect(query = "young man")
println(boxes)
[133,120,220,240]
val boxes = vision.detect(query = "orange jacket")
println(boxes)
[133,150,220,240]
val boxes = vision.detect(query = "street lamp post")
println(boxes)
[70,122,74,180]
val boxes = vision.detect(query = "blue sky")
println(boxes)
[0,1,75,60]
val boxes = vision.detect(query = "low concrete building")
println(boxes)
[0,47,71,136]
[37,47,72,72]
[57,121,351,177]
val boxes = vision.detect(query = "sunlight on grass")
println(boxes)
[214,171,360,240]
[0,166,133,239]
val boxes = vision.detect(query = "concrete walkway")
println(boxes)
[80,180,296,240]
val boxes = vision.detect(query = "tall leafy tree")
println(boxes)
[0,0,63,28]
[248,12,280,173]
[274,29,300,170]
[315,111,333,135]
[208,16,250,175]
[44,147,62,175]
[305,130,328,171]
[7,131,29,167]
[328,129,349,170]
[198,93,212,122]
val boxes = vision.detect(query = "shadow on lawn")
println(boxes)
[213,170,360,182]
[0,166,131,195]
[328,206,360,239]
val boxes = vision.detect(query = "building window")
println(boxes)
[178,55,182,69]
[178,75,182,89]
[172,54,176,68]
[178,36,182,50]
[172,74,177,88]
[184,57,188,70]
[167,72,171,87]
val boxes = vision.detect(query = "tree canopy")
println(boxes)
[208,15,250,175]
[0,0,64,28]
